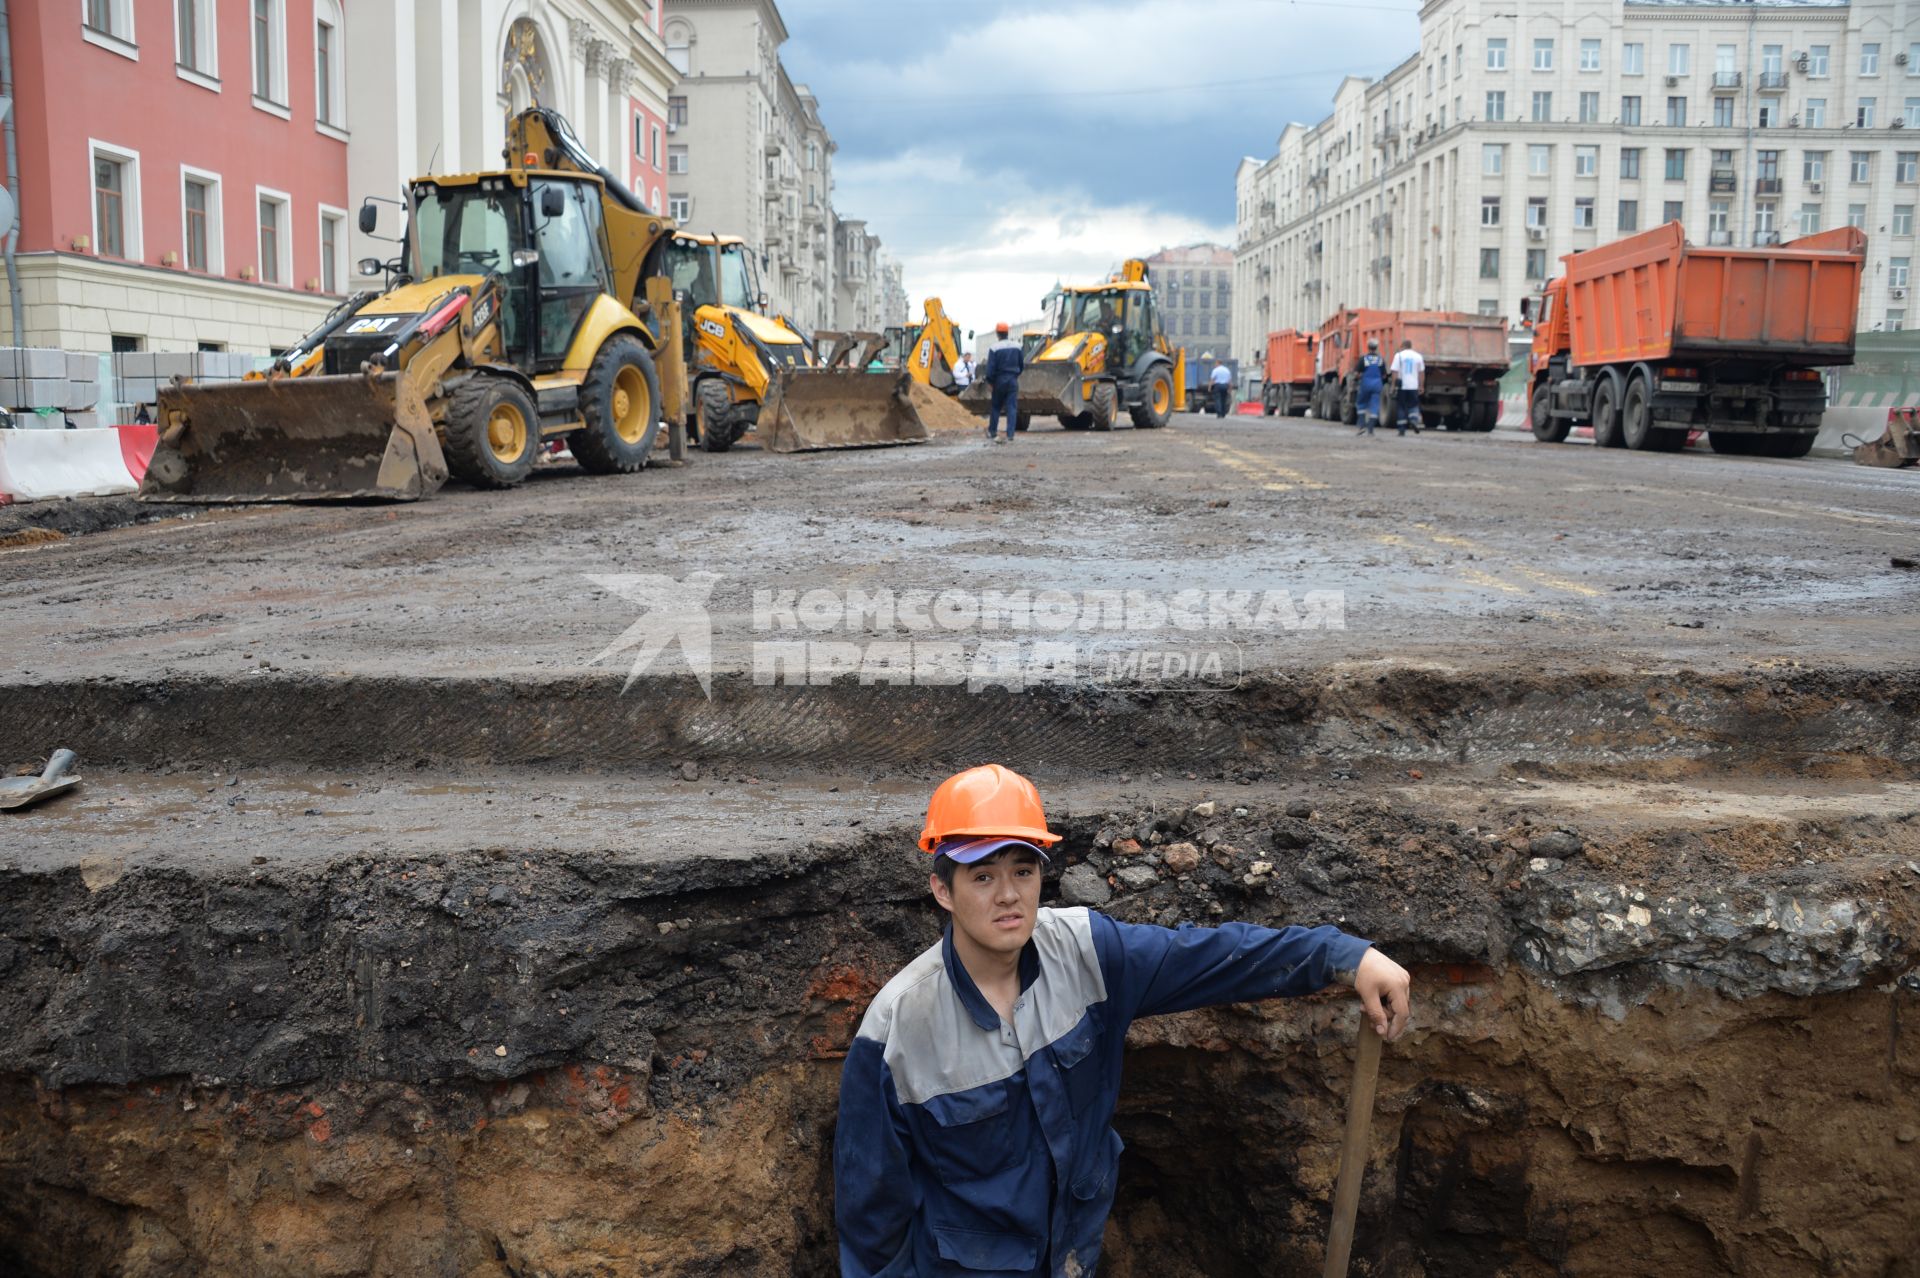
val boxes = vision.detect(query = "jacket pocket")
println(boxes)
[931,1224,1041,1273]
[919,1083,1016,1185]
[1050,1018,1105,1117]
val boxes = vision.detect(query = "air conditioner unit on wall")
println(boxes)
[1528,226,1546,241]
[1897,51,1910,66]
[1809,181,1823,193]
[1665,75,1680,87]
[1894,287,1910,300]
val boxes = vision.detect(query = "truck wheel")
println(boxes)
[1089,381,1117,431]
[1131,368,1173,429]
[1530,385,1569,443]
[444,375,539,488]
[1708,431,1761,455]
[1470,400,1499,432]
[1016,412,1031,433]
[695,378,737,453]
[1278,386,1293,417]
[1762,432,1816,459]
[1263,389,1277,417]
[571,335,661,474]
[1340,381,1357,425]
[1059,413,1092,431]
[1595,379,1628,448]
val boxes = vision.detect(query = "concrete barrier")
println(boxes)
[0,425,156,502]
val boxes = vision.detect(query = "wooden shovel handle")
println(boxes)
[1322,1020,1383,1278]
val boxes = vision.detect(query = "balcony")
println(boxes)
[1308,239,1324,256]
[1710,169,1738,193]
[1370,213,1393,233]
[1304,278,1323,294]
[1371,255,1393,274]
[1708,230,1733,245]
[1755,230,1782,244]
[764,138,784,157]
[1754,177,1783,197]
[1757,71,1789,92]
[1711,71,1742,90]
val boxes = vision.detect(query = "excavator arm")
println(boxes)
[906,298,964,389]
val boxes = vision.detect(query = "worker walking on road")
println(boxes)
[1355,339,1386,436]
[1209,357,1233,419]
[984,323,1024,445]
[834,764,1414,1278]
[1390,339,1425,436]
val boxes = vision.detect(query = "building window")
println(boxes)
[1757,149,1780,182]
[257,190,288,283]
[1578,92,1599,123]
[1529,144,1551,176]
[665,21,691,74]
[1481,196,1501,226]
[668,193,690,221]
[320,208,343,293]
[668,145,688,175]
[1668,44,1690,77]
[251,0,286,108]
[1575,145,1597,178]
[668,96,687,127]
[1666,96,1687,127]
[1620,95,1641,126]
[1621,148,1642,179]
[1526,248,1547,278]
[1482,143,1504,175]
[1895,205,1915,236]
[1623,43,1644,76]
[1531,91,1552,122]
[1665,149,1687,181]
[1713,98,1733,128]
[1580,39,1600,72]
[1856,99,1876,129]
[93,149,133,258]
[1715,44,1737,77]
[315,1,345,130]
[1485,90,1506,122]
[1907,98,1920,128]
[1665,199,1685,224]
[1709,201,1729,236]
[1527,196,1547,228]
[1891,257,1910,288]
[1804,152,1827,183]
[1899,152,1919,183]
[1479,247,1500,278]
[1806,98,1826,128]
[1487,37,1506,71]
[85,0,135,47]
[1847,203,1867,229]
[1889,311,1908,332]
[174,0,215,78]
[1757,102,1775,129]
[1455,43,1463,77]
[1479,299,1499,317]
[1798,204,1821,235]
[1852,151,1872,183]
[1808,45,1829,77]
[1619,199,1639,232]
[1861,44,1880,76]
[1533,38,1553,72]
[652,126,662,167]
[1574,197,1595,229]
[181,169,220,273]
[1761,45,1783,77]
[1755,204,1776,237]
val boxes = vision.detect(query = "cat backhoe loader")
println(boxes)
[141,108,685,502]
[965,262,1183,432]
[665,232,924,454]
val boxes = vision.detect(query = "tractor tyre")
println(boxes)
[571,335,662,474]
[1089,381,1117,431]
[445,375,539,489]
[1593,378,1625,449]
[1762,431,1817,458]
[1016,411,1031,433]
[1059,414,1092,430]
[1131,367,1174,429]
[695,378,738,453]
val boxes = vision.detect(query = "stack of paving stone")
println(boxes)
[0,349,101,429]
[111,350,260,418]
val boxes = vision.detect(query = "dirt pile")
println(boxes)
[907,380,983,432]
[3,788,1916,1276]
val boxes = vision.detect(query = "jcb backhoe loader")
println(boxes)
[141,108,683,502]
[973,261,1183,432]
[903,298,966,392]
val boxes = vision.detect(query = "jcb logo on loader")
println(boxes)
[345,317,403,334]
[699,318,727,339]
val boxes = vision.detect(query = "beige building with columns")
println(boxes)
[1232,0,1919,371]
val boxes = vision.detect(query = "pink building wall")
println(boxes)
[15,0,350,292]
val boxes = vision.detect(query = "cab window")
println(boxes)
[718,245,754,310]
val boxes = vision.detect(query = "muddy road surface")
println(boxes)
[2,411,1918,1277]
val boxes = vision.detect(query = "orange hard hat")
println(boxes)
[918,764,1061,854]
[995,321,1010,334]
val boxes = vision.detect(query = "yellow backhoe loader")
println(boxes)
[903,298,966,392]
[1004,260,1184,432]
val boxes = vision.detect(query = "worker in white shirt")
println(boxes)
[1389,339,1425,436]
[953,352,976,393]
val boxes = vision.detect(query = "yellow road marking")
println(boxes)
[1412,522,1603,597]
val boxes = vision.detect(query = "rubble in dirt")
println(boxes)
[904,380,981,432]
[0,493,204,544]
[3,787,1916,1276]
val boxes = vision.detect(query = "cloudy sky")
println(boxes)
[780,0,1421,332]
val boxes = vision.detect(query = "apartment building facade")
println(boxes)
[1145,244,1235,362]
[6,1,676,355]
[1232,0,1918,371]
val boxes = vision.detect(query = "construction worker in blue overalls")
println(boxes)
[1354,339,1385,436]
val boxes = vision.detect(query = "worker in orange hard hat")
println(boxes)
[983,324,1024,445]
[835,764,1412,1278]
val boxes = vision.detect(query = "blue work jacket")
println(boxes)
[834,906,1371,1277]
[984,340,1024,387]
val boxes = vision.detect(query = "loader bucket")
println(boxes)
[1014,360,1084,418]
[139,372,450,503]
[757,368,929,453]
[959,379,992,415]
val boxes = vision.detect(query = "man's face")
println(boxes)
[932,850,1044,958]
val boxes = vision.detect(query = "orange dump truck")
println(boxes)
[1260,329,1317,417]
[1528,222,1865,457]
[1312,308,1507,430]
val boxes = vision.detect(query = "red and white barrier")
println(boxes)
[0,425,156,503]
